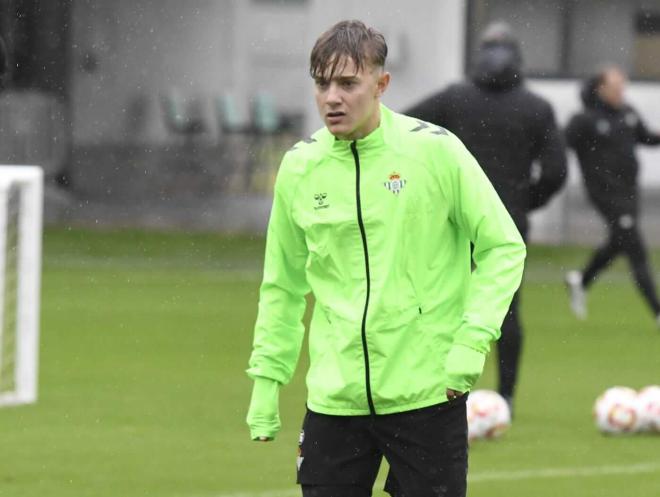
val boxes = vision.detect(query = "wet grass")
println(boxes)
[0,228,659,496]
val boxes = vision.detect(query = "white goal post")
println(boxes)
[0,166,43,407]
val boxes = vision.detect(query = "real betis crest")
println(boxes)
[384,172,406,195]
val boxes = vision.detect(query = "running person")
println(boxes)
[405,23,566,411]
[565,65,660,324]
[246,20,526,497]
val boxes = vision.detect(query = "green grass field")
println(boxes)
[1,228,659,497]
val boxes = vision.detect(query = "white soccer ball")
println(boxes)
[466,390,511,441]
[593,386,640,434]
[636,385,660,433]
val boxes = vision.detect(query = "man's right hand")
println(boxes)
[446,388,465,401]
[246,377,282,441]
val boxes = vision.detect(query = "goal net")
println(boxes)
[0,166,42,407]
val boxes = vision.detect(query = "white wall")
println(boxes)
[568,0,635,75]
[70,0,466,145]
[71,0,312,145]
[70,0,660,173]
[231,1,310,128]
[71,0,237,144]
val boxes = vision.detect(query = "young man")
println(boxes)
[405,22,566,413]
[246,20,526,497]
[566,65,660,325]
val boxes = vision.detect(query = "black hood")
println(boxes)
[580,75,601,109]
[471,41,523,91]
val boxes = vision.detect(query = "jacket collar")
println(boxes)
[585,93,624,116]
[323,104,390,157]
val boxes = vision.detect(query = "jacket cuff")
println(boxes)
[246,377,281,440]
[445,343,486,393]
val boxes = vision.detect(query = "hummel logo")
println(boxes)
[314,193,329,210]
[410,120,448,136]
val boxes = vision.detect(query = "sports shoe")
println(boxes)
[565,270,587,320]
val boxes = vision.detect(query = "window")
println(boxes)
[467,0,660,80]
[252,0,306,4]
[634,5,660,79]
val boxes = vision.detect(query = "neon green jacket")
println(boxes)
[247,105,525,416]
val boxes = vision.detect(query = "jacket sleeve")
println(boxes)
[635,112,660,146]
[565,113,588,151]
[247,155,310,384]
[528,102,567,211]
[445,134,526,353]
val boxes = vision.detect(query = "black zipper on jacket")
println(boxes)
[350,141,376,416]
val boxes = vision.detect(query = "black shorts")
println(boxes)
[296,397,468,497]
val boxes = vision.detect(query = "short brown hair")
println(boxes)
[310,20,387,79]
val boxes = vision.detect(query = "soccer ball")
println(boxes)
[593,386,640,434]
[466,390,511,441]
[636,385,660,433]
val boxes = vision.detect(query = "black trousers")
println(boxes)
[297,398,468,497]
[495,219,527,401]
[497,292,522,399]
[582,213,660,315]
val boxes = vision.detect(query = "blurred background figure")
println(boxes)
[565,65,660,326]
[0,34,7,87]
[405,22,567,413]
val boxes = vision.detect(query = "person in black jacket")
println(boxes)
[405,22,567,411]
[565,66,660,325]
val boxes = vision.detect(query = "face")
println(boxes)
[597,68,627,109]
[314,56,390,140]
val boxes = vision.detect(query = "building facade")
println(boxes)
[4,0,660,239]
